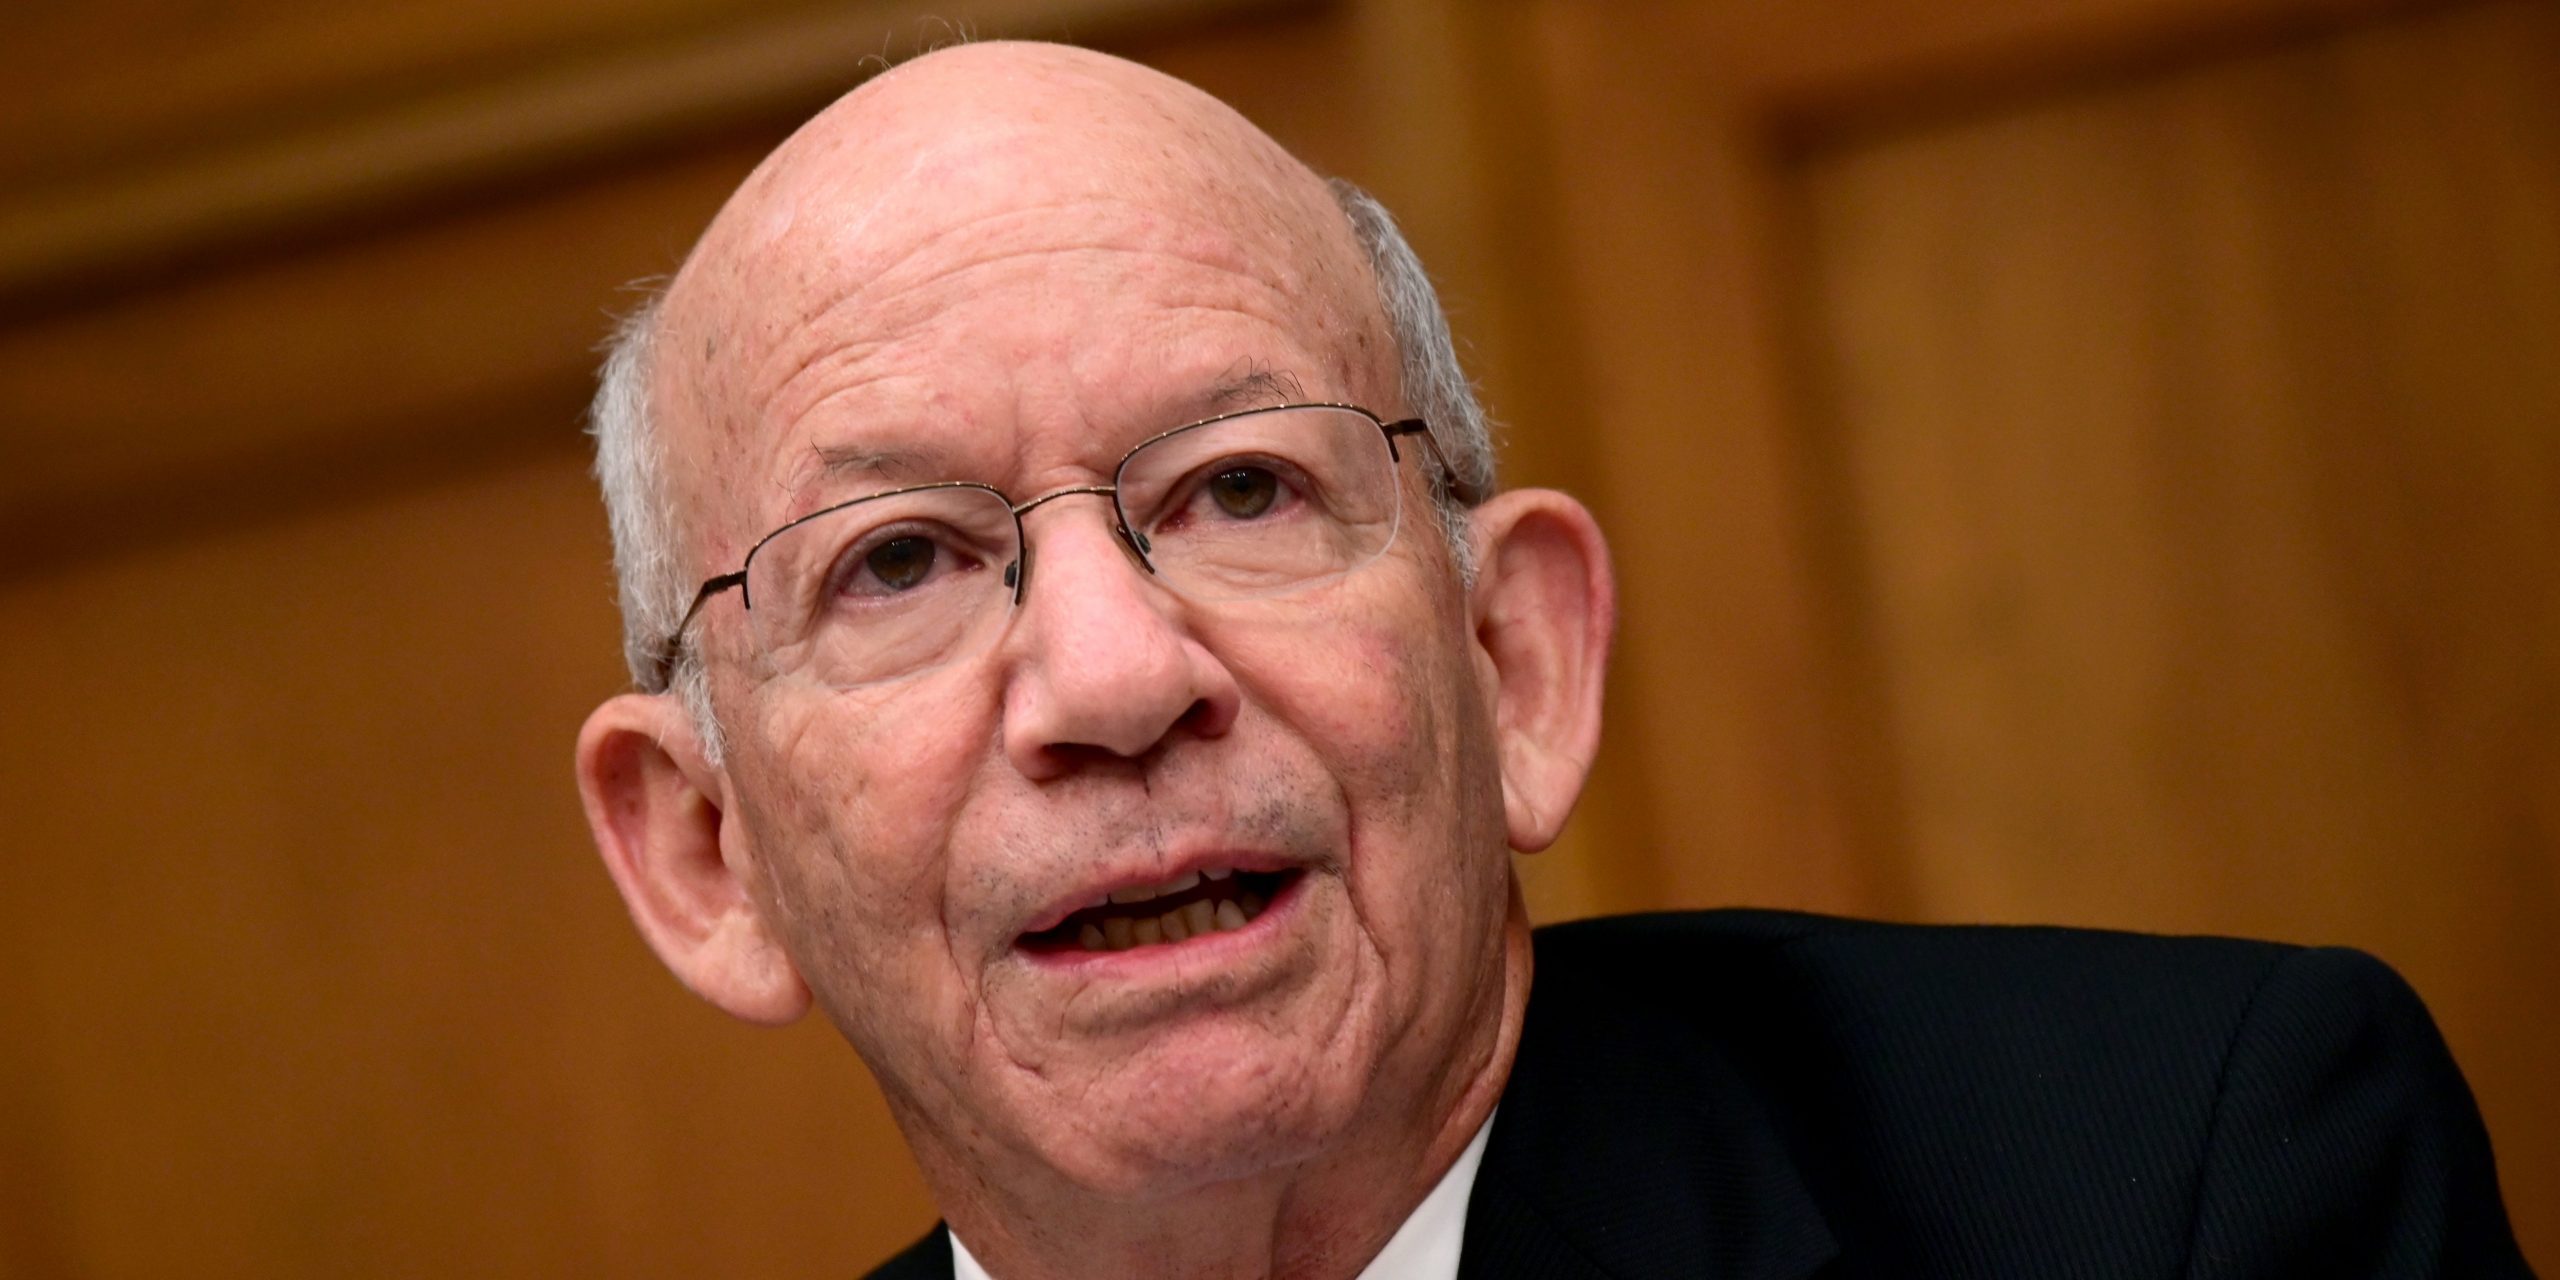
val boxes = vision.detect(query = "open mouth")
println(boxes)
[1019,867,1301,954]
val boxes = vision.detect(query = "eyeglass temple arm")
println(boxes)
[1381,419,1482,506]
[643,570,747,692]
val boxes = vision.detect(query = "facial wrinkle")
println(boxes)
[802,197,1283,339]
[753,280,1311,497]
[1208,362,1307,412]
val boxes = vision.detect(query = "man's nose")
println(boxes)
[998,502,1240,779]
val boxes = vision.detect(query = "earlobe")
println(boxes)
[1467,490,1617,853]
[575,693,811,1026]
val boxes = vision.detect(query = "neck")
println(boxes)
[930,910,1535,1280]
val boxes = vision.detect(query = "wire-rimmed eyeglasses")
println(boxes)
[641,403,1469,693]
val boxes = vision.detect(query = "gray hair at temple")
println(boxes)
[589,178,1498,758]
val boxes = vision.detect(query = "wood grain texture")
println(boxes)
[0,446,938,1274]
[0,0,1299,307]
[1510,0,1907,918]
[1795,0,2560,1254]
[0,135,771,578]
[1691,0,2458,117]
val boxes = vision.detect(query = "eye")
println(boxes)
[863,535,937,591]
[827,524,985,601]
[1160,457,1307,530]
[1206,465,1280,518]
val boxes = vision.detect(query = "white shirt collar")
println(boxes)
[948,1111,1496,1280]
[1347,1109,1495,1280]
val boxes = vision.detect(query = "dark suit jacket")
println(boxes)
[868,910,2534,1278]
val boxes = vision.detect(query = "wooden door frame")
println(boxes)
[1469,0,2460,915]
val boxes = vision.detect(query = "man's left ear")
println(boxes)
[1464,489,1616,852]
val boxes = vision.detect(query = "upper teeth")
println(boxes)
[1107,869,1202,905]
[1079,891,1268,953]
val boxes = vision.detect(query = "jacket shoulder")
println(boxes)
[863,1226,950,1280]
[1533,906,2299,984]
[1532,908,2318,1057]
[1520,910,2511,1274]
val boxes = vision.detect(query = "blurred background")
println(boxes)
[2,0,2552,1272]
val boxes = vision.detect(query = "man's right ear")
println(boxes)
[574,693,811,1026]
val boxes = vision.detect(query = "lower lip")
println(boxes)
[1016,870,1307,975]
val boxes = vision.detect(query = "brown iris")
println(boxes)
[1208,466,1278,518]
[865,536,936,591]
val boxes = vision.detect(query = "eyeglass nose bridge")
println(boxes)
[1002,483,1157,604]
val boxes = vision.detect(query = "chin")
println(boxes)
[1035,1033,1372,1199]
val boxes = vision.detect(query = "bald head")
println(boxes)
[652,45,1384,546]
[591,42,1493,700]
[680,42,1349,319]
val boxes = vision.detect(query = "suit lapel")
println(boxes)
[1458,939,1836,1280]
[866,1225,953,1280]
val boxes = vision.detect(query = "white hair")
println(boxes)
[588,178,1498,755]
[1325,180,1499,526]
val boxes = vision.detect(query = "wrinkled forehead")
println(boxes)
[691,51,1358,321]
[647,44,1388,551]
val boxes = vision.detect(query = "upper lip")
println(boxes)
[1013,847,1307,939]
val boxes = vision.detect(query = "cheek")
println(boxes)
[729,681,995,995]
[1226,585,1472,834]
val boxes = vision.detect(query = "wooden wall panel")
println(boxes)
[0,0,1282,308]
[1502,0,1909,918]
[0,444,936,1274]
[4,0,737,183]
[1796,0,2559,1251]
[0,137,768,572]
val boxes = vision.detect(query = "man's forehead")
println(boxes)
[676,43,1345,331]
[648,42,1386,539]
[793,366,1316,494]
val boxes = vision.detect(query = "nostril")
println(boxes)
[1175,693,1236,741]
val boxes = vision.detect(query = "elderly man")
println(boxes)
[574,41,2527,1280]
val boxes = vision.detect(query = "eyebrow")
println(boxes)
[807,441,950,486]
[1203,367,1308,413]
